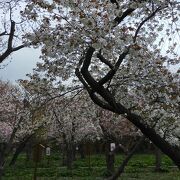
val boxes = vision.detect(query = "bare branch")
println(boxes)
[133,6,164,43]
[0,20,25,63]
[12,44,25,52]
[0,31,7,36]
[113,8,135,27]
[8,20,15,50]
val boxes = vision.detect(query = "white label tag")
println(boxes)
[110,143,116,151]
[46,147,51,156]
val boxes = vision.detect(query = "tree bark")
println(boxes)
[107,137,144,180]
[0,149,5,180]
[76,46,180,169]
[154,146,162,172]
[72,145,76,161]
[26,145,32,162]
[0,162,4,180]
[60,143,67,166]
[66,143,73,170]
[105,142,115,176]
[126,112,180,169]
[9,135,33,166]
[79,144,85,159]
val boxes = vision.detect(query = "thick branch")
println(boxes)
[110,0,119,8]
[76,67,114,111]
[12,45,25,52]
[75,68,91,92]
[0,31,6,36]
[114,48,129,71]
[81,47,95,71]
[0,21,25,64]
[97,50,113,69]
[89,92,115,112]
[81,48,120,110]
[99,48,130,85]
[98,70,116,85]
[8,20,15,50]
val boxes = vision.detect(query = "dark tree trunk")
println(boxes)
[9,135,33,166]
[26,140,33,162]
[0,150,5,180]
[105,142,115,176]
[95,142,101,154]
[154,146,162,172]
[79,144,85,159]
[72,145,76,161]
[126,112,180,169]
[0,161,4,180]
[61,144,66,166]
[0,165,4,180]
[26,146,32,162]
[66,143,73,170]
[107,137,144,180]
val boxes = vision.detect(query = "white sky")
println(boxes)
[0,1,179,83]
[0,48,41,83]
[0,1,41,83]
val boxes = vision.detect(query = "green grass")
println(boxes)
[3,152,180,179]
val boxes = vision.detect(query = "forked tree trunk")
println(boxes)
[76,46,180,169]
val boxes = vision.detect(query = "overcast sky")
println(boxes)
[0,48,41,83]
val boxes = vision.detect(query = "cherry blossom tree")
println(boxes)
[96,108,142,177]
[20,73,142,172]
[45,91,102,169]
[21,0,180,168]
[0,80,23,178]
[0,80,50,179]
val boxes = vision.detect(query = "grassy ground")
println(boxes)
[3,152,180,179]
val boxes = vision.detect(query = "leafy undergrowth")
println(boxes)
[3,153,180,179]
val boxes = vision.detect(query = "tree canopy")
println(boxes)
[1,0,180,168]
